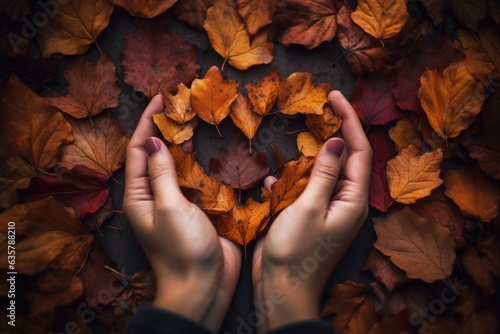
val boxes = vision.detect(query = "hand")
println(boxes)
[123,95,241,332]
[252,91,372,331]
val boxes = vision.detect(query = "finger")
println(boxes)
[146,137,184,203]
[299,137,345,208]
[125,94,164,182]
[328,91,372,190]
[264,175,278,192]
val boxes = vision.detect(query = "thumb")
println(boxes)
[145,137,183,202]
[300,138,345,208]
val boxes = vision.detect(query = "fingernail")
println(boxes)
[326,139,344,157]
[145,137,161,156]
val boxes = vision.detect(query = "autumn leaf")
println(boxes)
[0,75,73,171]
[38,0,115,57]
[121,20,200,98]
[443,166,500,222]
[418,0,447,25]
[0,197,94,275]
[173,0,214,30]
[277,72,327,115]
[19,165,110,219]
[111,0,177,18]
[386,145,443,204]
[83,197,114,231]
[191,66,239,136]
[59,113,129,177]
[209,138,269,199]
[321,281,377,334]
[47,54,121,119]
[296,132,323,157]
[162,83,196,125]
[351,0,409,41]
[462,235,500,294]
[245,67,281,116]
[451,0,488,31]
[237,0,277,36]
[388,118,422,152]
[153,113,195,145]
[373,207,456,283]
[0,0,30,21]
[305,104,343,140]
[115,268,155,316]
[229,93,263,149]
[367,309,414,334]
[418,59,486,141]
[272,0,338,49]
[362,248,409,291]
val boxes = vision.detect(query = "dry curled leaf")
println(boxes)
[111,0,177,18]
[162,83,195,125]
[153,113,195,145]
[305,104,343,140]
[277,72,327,115]
[245,67,281,116]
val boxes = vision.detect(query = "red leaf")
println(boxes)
[20,165,109,219]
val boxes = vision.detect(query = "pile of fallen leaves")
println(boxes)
[0,0,499,333]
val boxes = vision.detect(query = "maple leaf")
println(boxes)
[321,281,377,334]
[367,127,396,212]
[305,104,343,140]
[214,197,270,248]
[388,118,423,152]
[386,145,443,205]
[351,0,409,41]
[229,93,263,150]
[38,0,115,57]
[374,207,456,283]
[121,20,200,99]
[237,0,277,36]
[209,138,269,200]
[296,132,323,157]
[173,0,215,30]
[19,165,110,219]
[0,197,94,275]
[245,67,281,116]
[59,114,129,177]
[443,166,500,222]
[336,3,392,75]
[111,0,177,18]
[362,248,409,291]
[272,0,338,49]
[47,54,121,119]
[0,75,73,171]
[204,0,274,70]
[350,72,403,126]
[153,113,195,145]
[191,66,239,137]
[277,72,327,115]
[162,83,196,125]
[419,59,486,141]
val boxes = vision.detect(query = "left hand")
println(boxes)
[123,95,242,332]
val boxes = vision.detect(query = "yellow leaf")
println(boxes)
[277,72,327,115]
[386,145,443,204]
[153,113,194,145]
[296,132,323,157]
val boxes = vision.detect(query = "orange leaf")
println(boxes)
[38,0,114,57]
[418,59,486,141]
[0,75,73,171]
[162,83,196,125]
[237,0,277,36]
[47,54,121,119]
[191,66,239,136]
[245,67,281,116]
[305,104,343,140]
[277,72,327,115]
[111,0,177,18]
[296,132,323,157]
[229,93,262,146]
[204,0,274,70]
[373,207,456,283]
[388,117,422,152]
[153,113,194,145]
[351,0,409,40]
[443,166,500,222]
[59,114,129,177]
[386,145,443,204]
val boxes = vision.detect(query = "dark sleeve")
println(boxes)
[127,305,214,334]
[267,320,334,334]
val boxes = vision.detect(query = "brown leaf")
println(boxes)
[373,207,456,283]
[450,0,488,31]
[237,0,277,36]
[111,0,177,18]
[116,268,155,316]
[462,235,500,294]
[47,54,121,119]
[229,93,263,146]
[153,113,195,145]
[173,0,214,30]
[277,72,327,115]
[362,248,409,291]
[245,67,281,116]
[0,0,30,21]
[386,145,443,204]
[38,0,115,57]
[389,117,423,152]
[305,104,343,140]
[59,114,129,177]
[0,75,73,171]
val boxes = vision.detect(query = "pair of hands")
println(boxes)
[123,91,372,332]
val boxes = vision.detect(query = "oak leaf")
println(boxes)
[373,207,456,283]
[59,114,129,177]
[162,83,196,125]
[296,132,323,157]
[204,0,274,70]
[47,54,121,119]
[362,248,409,291]
[229,93,263,149]
[305,104,343,140]
[111,0,177,18]
[121,20,200,98]
[461,235,500,294]
[386,145,443,204]
[245,67,281,116]
[351,0,409,40]
[237,0,277,36]
[277,72,327,115]
[153,113,195,145]
[38,0,114,57]
[191,66,239,136]
[173,0,214,30]
[0,75,73,171]
[418,59,486,141]
[443,166,500,222]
